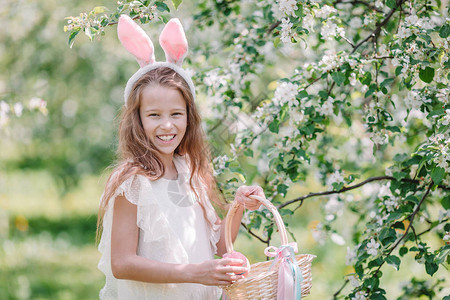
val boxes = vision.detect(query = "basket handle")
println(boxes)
[225,194,289,253]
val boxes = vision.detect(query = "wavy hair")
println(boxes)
[96,67,224,241]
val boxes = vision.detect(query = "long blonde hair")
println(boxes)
[96,67,224,241]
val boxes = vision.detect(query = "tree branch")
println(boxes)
[333,278,349,299]
[373,182,433,277]
[266,21,281,36]
[278,176,449,210]
[241,223,270,244]
[351,0,406,54]
[418,217,449,237]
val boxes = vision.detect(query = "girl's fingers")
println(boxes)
[222,258,244,265]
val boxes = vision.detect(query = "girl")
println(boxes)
[97,16,265,299]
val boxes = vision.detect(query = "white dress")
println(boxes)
[98,154,221,299]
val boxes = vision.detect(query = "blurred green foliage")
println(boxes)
[1,0,449,299]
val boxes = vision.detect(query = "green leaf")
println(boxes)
[268,119,279,133]
[386,0,396,8]
[393,153,408,162]
[155,1,170,13]
[431,167,445,185]
[331,71,346,86]
[277,183,288,195]
[441,195,450,210]
[172,0,182,9]
[68,28,81,48]
[93,6,108,14]
[399,246,408,257]
[436,245,450,264]
[425,261,438,276]
[380,78,394,88]
[439,23,450,38]
[244,148,253,158]
[361,72,372,85]
[273,36,281,48]
[368,257,383,268]
[370,294,387,300]
[379,228,396,246]
[385,255,401,270]
[419,66,435,83]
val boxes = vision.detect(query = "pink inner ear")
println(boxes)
[118,15,155,67]
[159,18,188,65]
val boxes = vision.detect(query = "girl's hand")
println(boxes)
[234,185,265,211]
[191,258,248,286]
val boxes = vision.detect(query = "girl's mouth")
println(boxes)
[157,134,176,142]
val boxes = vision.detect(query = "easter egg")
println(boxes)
[223,251,250,276]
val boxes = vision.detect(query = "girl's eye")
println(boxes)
[172,112,182,116]
[149,114,159,117]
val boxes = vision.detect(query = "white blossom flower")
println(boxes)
[349,17,362,28]
[417,17,434,29]
[348,275,360,287]
[314,5,337,19]
[318,97,335,116]
[369,130,389,145]
[378,44,389,56]
[331,232,345,245]
[366,238,380,256]
[0,101,10,114]
[352,291,368,300]
[375,0,383,8]
[325,195,344,215]
[273,81,299,107]
[384,196,399,212]
[349,73,357,86]
[321,21,345,40]
[13,103,23,117]
[303,13,315,32]
[213,155,229,175]
[242,211,251,225]
[280,18,294,44]
[346,246,356,265]
[404,91,422,110]
[436,89,449,104]
[277,0,298,17]
[397,26,412,39]
[378,182,392,198]
[440,109,450,126]
[434,155,449,172]
[204,69,227,88]
[405,14,419,26]
[391,57,401,67]
[327,170,344,189]
[312,226,327,245]
[443,232,450,242]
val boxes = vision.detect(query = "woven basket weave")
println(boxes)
[222,195,315,299]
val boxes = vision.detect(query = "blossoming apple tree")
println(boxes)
[66,0,449,298]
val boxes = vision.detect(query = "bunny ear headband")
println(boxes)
[117,15,195,105]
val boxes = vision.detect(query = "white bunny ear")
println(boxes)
[159,18,188,66]
[117,15,155,67]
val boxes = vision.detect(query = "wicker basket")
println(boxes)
[222,195,315,299]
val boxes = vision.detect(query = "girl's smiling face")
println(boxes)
[139,84,187,161]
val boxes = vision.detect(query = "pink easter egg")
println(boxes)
[223,251,250,276]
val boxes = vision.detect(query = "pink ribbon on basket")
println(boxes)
[264,242,303,300]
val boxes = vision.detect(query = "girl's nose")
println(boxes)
[160,117,173,129]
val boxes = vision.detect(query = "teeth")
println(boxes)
[158,135,175,141]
